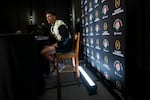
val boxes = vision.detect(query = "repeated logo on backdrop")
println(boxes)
[81,0,126,97]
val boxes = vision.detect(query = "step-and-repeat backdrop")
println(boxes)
[81,0,126,98]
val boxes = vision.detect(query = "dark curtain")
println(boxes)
[0,34,44,100]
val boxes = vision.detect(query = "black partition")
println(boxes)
[80,0,126,99]
[0,34,44,100]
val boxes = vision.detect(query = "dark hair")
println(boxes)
[45,10,56,16]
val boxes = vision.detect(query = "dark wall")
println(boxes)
[0,0,71,33]
[126,0,150,98]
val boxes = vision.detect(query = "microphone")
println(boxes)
[36,22,45,29]
[41,22,45,27]
[31,22,45,34]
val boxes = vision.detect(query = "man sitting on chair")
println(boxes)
[40,10,72,73]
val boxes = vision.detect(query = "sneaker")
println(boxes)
[58,63,65,72]
[49,63,55,73]
[51,63,65,76]
[51,70,57,76]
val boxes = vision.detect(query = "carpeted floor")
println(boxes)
[39,65,128,100]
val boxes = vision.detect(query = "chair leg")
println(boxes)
[56,60,61,100]
[72,57,75,67]
[75,56,80,78]
[75,56,81,87]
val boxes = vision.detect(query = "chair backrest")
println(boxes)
[75,32,80,54]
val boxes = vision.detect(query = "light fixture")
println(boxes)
[79,66,97,95]
[79,66,95,86]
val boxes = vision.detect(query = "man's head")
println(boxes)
[45,10,57,25]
